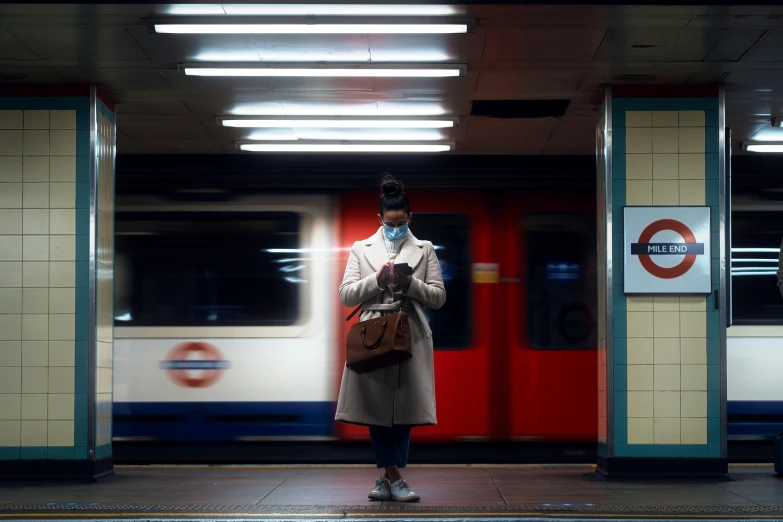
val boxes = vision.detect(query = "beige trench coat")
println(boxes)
[335,227,446,427]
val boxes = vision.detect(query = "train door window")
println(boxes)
[114,211,303,327]
[731,210,783,324]
[522,214,597,350]
[412,213,471,350]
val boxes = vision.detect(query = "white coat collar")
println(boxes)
[363,227,424,272]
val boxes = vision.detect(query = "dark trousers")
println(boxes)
[369,425,412,469]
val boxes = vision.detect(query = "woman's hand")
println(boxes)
[392,267,412,289]
[376,261,394,287]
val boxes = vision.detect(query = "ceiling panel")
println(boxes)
[482,28,607,62]
[4,27,150,61]
[0,28,39,61]
[464,117,558,145]
[475,70,584,95]
[704,29,767,62]
[119,116,214,140]
[743,29,783,62]
[593,29,727,62]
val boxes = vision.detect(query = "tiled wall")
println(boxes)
[609,97,722,458]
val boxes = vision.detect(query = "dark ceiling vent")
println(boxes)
[470,99,570,119]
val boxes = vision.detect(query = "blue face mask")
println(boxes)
[383,223,409,241]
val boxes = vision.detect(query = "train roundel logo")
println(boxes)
[630,219,705,279]
[160,342,230,388]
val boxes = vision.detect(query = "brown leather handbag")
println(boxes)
[345,299,412,374]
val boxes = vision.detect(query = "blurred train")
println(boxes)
[112,181,783,446]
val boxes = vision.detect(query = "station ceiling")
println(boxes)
[1,3,783,155]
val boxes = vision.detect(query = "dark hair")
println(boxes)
[378,173,410,216]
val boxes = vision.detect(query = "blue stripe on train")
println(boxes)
[728,400,783,440]
[113,401,336,442]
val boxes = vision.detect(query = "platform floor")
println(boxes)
[2,464,783,519]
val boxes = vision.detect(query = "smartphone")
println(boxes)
[394,262,413,276]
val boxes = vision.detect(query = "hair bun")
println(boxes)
[380,173,404,195]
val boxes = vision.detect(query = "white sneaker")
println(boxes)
[368,477,391,501]
[390,478,420,502]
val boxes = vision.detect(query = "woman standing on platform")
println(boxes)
[335,174,446,503]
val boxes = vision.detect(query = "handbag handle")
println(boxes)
[360,320,387,349]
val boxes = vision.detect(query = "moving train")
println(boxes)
[112,183,783,445]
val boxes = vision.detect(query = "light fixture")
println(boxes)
[152,16,472,34]
[772,117,783,128]
[237,141,452,152]
[744,141,783,153]
[219,116,457,128]
[181,63,465,77]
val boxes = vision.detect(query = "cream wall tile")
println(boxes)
[654,338,680,364]
[654,364,680,391]
[50,236,75,261]
[652,153,678,179]
[654,390,681,417]
[626,128,653,153]
[48,394,74,420]
[97,367,112,393]
[49,341,75,367]
[680,311,706,337]
[0,420,21,445]
[628,417,654,443]
[653,128,679,153]
[679,127,705,153]
[48,420,74,446]
[627,311,654,337]
[0,367,21,393]
[0,314,22,341]
[49,111,76,130]
[654,417,680,444]
[23,111,49,130]
[627,180,653,205]
[22,262,49,287]
[0,157,23,182]
[50,262,75,288]
[626,154,652,179]
[23,236,49,261]
[681,417,707,444]
[626,111,652,127]
[627,296,654,311]
[22,288,48,314]
[0,288,21,314]
[681,337,707,365]
[679,110,705,127]
[21,341,48,366]
[652,180,679,205]
[0,262,22,287]
[679,181,705,205]
[653,296,679,311]
[0,111,23,129]
[0,236,22,261]
[679,154,705,179]
[50,210,75,235]
[680,296,706,311]
[50,183,75,208]
[0,131,23,155]
[0,210,22,234]
[21,419,46,446]
[23,156,49,182]
[49,314,75,341]
[49,288,74,314]
[21,393,47,420]
[0,341,22,366]
[22,183,49,209]
[654,311,680,337]
[22,209,49,235]
[22,314,48,341]
[50,131,76,156]
[652,111,679,127]
[628,365,654,391]
[682,391,707,417]
[23,130,49,156]
[681,364,707,391]
[21,366,47,393]
[628,391,654,417]
[49,367,74,393]
[0,394,20,419]
[627,337,654,364]
[0,183,23,208]
[50,156,76,183]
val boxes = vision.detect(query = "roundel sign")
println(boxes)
[160,342,230,388]
[623,207,711,294]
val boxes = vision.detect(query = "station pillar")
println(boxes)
[596,85,728,478]
[0,85,116,479]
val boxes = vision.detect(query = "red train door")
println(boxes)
[500,191,598,441]
[335,190,493,441]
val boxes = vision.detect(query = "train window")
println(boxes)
[730,210,783,324]
[522,214,597,350]
[412,213,471,350]
[113,211,303,327]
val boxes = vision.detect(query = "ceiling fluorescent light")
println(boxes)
[182,63,465,78]
[238,141,452,152]
[219,117,456,128]
[744,141,783,153]
[220,5,462,16]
